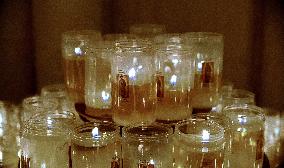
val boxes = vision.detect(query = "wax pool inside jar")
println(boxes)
[112,82,156,126]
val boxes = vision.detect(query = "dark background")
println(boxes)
[0,0,283,112]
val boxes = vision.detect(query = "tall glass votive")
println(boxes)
[122,124,173,167]
[62,30,102,119]
[223,104,265,168]
[85,41,114,121]
[129,24,166,38]
[153,34,195,124]
[172,118,225,168]
[112,40,156,126]
[184,32,224,114]
[19,111,75,168]
[21,96,58,122]
[71,122,121,168]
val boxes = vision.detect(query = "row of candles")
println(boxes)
[0,24,281,168]
[0,92,281,168]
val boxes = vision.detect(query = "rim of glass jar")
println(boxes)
[183,32,224,42]
[123,123,173,142]
[41,84,66,98]
[22,110,75,136]
[192,112,232,131]
[62,30,102,42]
[223,89,255,104]
[153,33,183,43]
[103,33,139,41]
[129,24,166,34]
[222,104,265,122]
[154,43,193,54]
[22,96,58,112]
[175,118,225,143]
[115,39,153,52]
[72,122,119,147]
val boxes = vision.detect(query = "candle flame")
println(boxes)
[170,75,177,86]
[101,91,110,101]
[129,68,136,80]
[92,127,100,139]
[74,47,82,55]
[202,130,210,142]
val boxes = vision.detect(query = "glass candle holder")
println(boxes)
[85,41,114,122]
[153,34,194,124]
[192,113,232,168]
[172,118,225,168]
[184,32,224,114]
[71,122,121,168]
[19,111,75,168]
[222,104,265,168]
[61,30,102,118]
[122,124,173,168]
[111,40,156,126]
[22,96,58,122]
[129,24,166,38]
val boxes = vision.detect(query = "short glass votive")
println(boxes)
[112,39,156,126]
[19,111,75,168]
[22,96,58,122]
[153,34,194,124]
[172,118,225,168]
[71,122,121,168]
[223,104,265,168]
[184,32,224,114]
[122,124,173,168]
[85,41,114,122]
[62,30,102,119]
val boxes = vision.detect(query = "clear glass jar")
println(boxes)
[112,40,156,126]
[129,24,166,38]
[85,41,114,122]
[19,111,75,168]
[71,122,121,168]
[184,32,224,114]
[222,104,265,168]
[153,34,195,124]
[61,30,102,114]
[122,124,173,168]
[173,118,225,168]
[22,96,58,122]
[192,113,232,168]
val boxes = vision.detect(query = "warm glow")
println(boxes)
[202,130,210,142]
[170,75,177,86]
